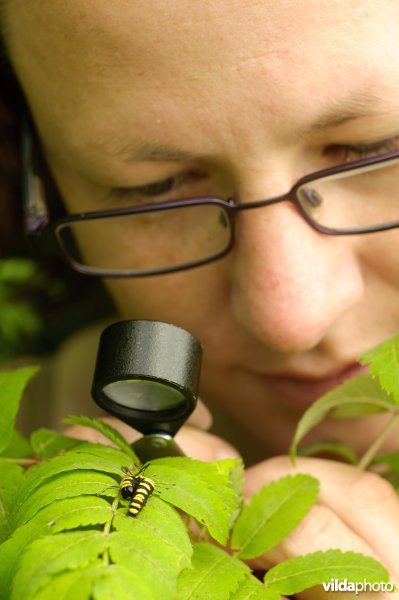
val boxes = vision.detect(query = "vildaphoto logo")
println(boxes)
[322,579,395,594]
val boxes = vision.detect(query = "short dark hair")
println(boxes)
[0,10,24,255]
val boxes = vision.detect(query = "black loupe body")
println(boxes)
[91,320,202,459]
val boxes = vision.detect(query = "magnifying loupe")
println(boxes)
[91,320,202,462]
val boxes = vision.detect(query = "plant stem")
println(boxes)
[358,410,399,470]
[102,495,120,566]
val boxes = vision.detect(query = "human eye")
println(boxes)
[324,136,399,163]
[111,170,208,205]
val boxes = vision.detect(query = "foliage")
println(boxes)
[0,343,397,599]
[0,258,64,360]
[290,331,399,474]
[360,335,399,403]
[0,366,39,453]
[0,256,114,360]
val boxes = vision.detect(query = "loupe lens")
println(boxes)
[103,379,186,411]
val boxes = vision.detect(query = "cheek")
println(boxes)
[355,230,399,329]
[359,231,399,284]
[103,266,228,337]
[105,277,190,319]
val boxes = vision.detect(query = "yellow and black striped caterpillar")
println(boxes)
[119,465,156,518]
[98,463,163,518]
[126,475,155,518]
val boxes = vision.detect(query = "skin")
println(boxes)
[4,0,399,589]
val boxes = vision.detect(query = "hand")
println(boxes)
[245,456,399,598]
[64,399,240,463]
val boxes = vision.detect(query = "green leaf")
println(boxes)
[12,470,118,529]
[147,457,236,544]
[231,577,281,600]
[297,442,358,464]
[360,333,399,403]
[0,366,39,453]
[0,497,111,596]
[213,458,244,498]
[67,442,137,467]
[0,496,112,597]
[11,531,107,600]
[26,564,105,600]
[231,474,319,559]
[0,257,37,284]
[290,373,396,462]
[113,496,192,567]
[0,429,32,458]
[177,542,249,600]
[63,415,138,460]
[214,458,244,528]
[379,469,399,489]
[0,459,24,542]
[28,563,159,600]
[264,550,389,595]
[109,528,185,600]
[44,495,113,533]
[14,445,132,511]
[30,428,81,459]
[372,451,399,473]
[92,564,158,600]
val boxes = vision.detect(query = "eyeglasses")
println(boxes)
[23,118,399,278]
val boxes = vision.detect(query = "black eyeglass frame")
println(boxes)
[22,114,399,278]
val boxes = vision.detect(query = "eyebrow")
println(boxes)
[303,90,385,134]
[104,90,387,162]
[106,140,198,163]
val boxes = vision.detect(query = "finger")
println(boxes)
[246,456,399,581]
[186,398,213,430]
[175,425,240,461]
[65,417,240,462]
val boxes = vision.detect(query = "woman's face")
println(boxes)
[6,0,399,457]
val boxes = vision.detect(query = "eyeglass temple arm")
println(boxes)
[21,111,50,234]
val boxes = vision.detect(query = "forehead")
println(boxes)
[8,1,397,85]
[5,1,399,159]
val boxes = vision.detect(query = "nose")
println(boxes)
[230,200,364,353]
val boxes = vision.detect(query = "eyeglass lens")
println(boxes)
[56,156,399,274]
[56,203,232,274]
[297,156,399,232]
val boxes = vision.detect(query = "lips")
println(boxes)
[261,362,369,412]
